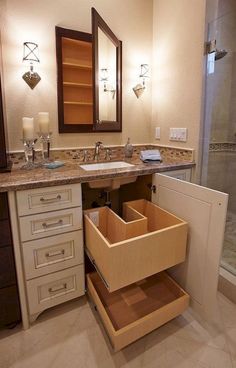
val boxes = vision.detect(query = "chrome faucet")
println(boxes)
[93,141,103,161]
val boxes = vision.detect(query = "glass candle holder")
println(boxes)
[37,132,52,162]
[21,138,39,169]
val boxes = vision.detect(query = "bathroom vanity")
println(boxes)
[0,154,228,350]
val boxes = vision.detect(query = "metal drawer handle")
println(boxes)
[42,219,63,229]
[48,283,67,293]
[40,194,62,203]
[45,249,65,258]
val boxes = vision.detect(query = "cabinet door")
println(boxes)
[152,173,228,321]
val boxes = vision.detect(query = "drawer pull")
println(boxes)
[42,219,63,229]
[48,283,67,293]
[40,194,62,203]
[45,249,65,258]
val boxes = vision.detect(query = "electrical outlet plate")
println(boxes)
[155,127,161,140]
[169,128,187,142]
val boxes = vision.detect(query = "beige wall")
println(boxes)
[151,0,206,166]
[1,0,153,151]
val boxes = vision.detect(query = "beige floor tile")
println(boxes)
[0,294,235,368]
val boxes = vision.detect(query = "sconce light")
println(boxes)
[22,42,41,90]
[133,64,149,98]
[100,68,116,99]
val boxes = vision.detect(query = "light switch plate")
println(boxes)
[155,127,161,140]
[169,128,187,142]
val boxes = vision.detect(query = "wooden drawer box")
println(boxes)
[22,231,84,280]
[19,207,82,242]
[87,272,189,351]
[84,200,187,292]
[27,265,85,315]
[16,184,82,216]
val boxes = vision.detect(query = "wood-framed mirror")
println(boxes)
[92,8,122,132]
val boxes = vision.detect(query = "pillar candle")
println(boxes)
[38,112,49,133]
[22,117,34,140]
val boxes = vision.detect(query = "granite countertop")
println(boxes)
[0,156,195,192]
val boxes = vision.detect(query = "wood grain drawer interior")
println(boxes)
[22,230,84,280]
[27,265,85,315]
[16,184,82,216]
[84,200,187,292]
[87,271,189,351]
[19,207,82,242]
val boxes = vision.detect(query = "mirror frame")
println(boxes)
[92,8,122,132]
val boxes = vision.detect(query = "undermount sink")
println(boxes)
[80,161,134,171]
[80,161,137,190]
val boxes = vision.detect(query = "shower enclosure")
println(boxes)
[202,7,236,278]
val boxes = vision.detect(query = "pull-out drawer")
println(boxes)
[27,265,84,315]
[22,231,84,280]
[87,272,189,351]
[16,184,82,216]
[84,200,187,292]
[19,207,82,242]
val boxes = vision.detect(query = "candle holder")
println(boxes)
[21,138,39,169]
[38,132,52,162]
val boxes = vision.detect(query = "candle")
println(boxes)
[38,112,49,134]
[22,117,34,140]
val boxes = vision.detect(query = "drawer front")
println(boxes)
[27,265,85,315]
[0,246,17,288]
[20,207,82,242]
[87,272,189,351]
[17,184,82,216]
[0,219,12,247]
[0,285,21,326]
[22,231,84,279]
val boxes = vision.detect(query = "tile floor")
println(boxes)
[0,293,235,368]
[222,211,236,275]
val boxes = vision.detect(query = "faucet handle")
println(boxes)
[95,141,103,147]
[105,148,112,161]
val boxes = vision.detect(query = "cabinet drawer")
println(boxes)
[0,246,17,288]
[17,184,81,216]
[27,265,85,315]
[0,285,21,326]
[19,207,82,242]
[84,200,187,292]
[22,231,84,280]
[0,219,12,247]
[87,272,189,351]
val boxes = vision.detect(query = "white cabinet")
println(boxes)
[160,168,191,181]
[152,174,228,319]
[10,183,85,326]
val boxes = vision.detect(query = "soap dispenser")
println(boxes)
[124,138,134,158]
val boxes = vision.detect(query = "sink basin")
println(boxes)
[80,161,134,171]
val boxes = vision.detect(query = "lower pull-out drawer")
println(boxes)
[87,271,189,351]
[84,199,187,292]
[22,231,84,280]
[27,265,85,315]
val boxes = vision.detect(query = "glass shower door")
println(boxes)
[202,11,236,276]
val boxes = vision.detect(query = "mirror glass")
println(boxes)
[92,8,122,132]
[98,28,116,122]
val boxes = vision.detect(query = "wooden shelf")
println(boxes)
[63,62,92,70]
[63,82,92,88]
[64,101,93,106]
[62,37,92,48]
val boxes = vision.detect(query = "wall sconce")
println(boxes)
[100,68,116,98]
[22,42,41,90]
[133,64,149,98]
